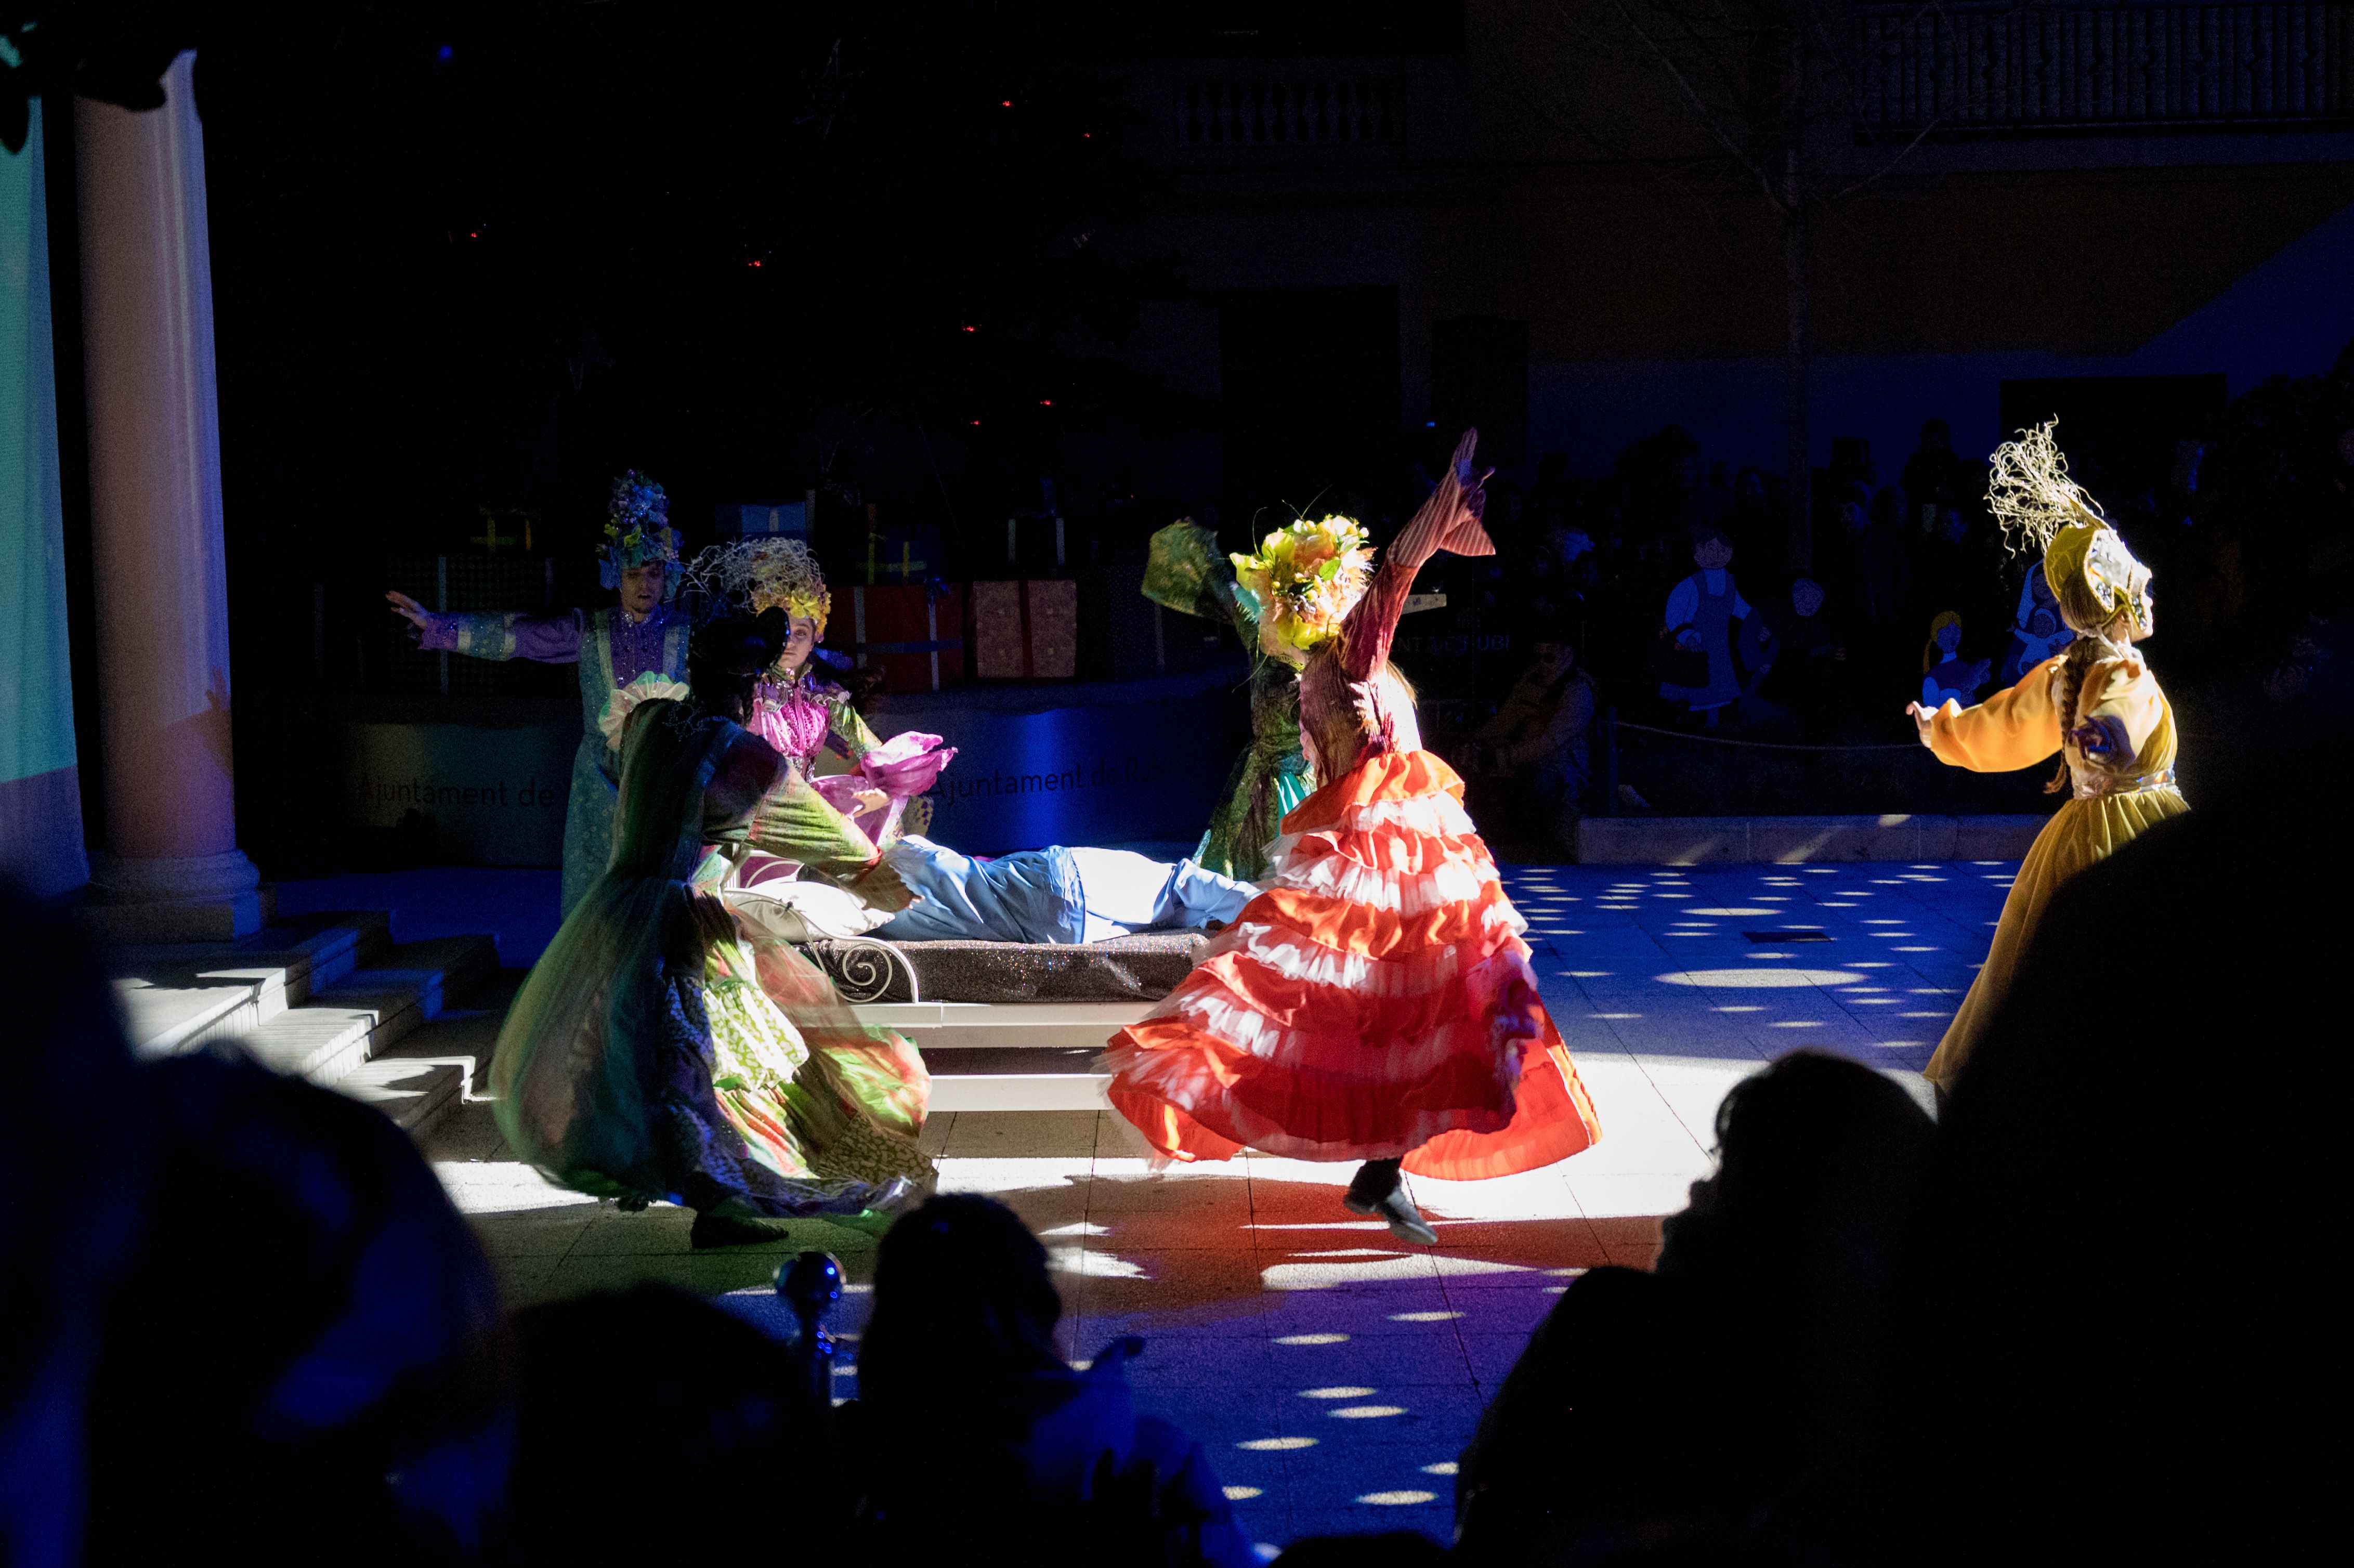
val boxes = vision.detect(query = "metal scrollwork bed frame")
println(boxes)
[807,937,921,1005]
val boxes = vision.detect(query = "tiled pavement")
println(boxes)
[428,859,2010,1556]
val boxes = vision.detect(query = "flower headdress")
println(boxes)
[683,537,832,632]
[1230,515,1377,661]
[1986,421,2151,637]
[598,469,682,594]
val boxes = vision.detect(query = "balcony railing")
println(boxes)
[1855,2,2352,133]
[1172,75,1407,152]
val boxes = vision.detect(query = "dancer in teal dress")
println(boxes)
[489,611,934,1248]
[388,472,690,914]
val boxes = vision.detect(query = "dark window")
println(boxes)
[1432,316,1529,467]
[1218,285,1402,516]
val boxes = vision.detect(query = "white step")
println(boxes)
[115,978,271,1060]
[930,1073,1112,1112]
[854,999,1148,1052]
[113,916,503,1142]
[337,1058,471,1137]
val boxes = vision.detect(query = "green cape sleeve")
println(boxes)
[1144,519,1260,642]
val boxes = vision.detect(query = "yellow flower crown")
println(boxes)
[1231,516,1376,660]
[684,538,832,631]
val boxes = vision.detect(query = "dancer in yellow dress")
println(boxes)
[1907,422,2188,1091]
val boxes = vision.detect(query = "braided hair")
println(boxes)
[2046,627,2122,794]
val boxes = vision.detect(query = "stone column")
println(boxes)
[76,53,261,940]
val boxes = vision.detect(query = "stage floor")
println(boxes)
[427,858,2008,1554]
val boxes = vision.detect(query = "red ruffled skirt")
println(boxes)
[1103,751,1601,1180]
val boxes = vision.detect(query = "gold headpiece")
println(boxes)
[684,538,831,631]
[1986,420,2151,637]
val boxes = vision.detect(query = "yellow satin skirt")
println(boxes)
[1926,785,2190,1090]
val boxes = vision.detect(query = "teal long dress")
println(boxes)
[488,697,933,1219]
[1142,520,1314,880]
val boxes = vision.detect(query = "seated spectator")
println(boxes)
[1862,485,1915,636]
[0,883,152,1568]
[1812,482,1872,639]
[508,1286,831,1559]
[81,1044,506,1566]
[1881,779,2346,1565]
[847,1194,1257,1568]
[1461,623,1596,845]
[1453,1051,1933,1564]
[1900,417,1969,527]
[1755,576,1851,735]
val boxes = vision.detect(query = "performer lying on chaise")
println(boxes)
[687,537,1259,947]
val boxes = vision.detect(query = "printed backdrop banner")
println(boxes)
[894,674,1237,854]
[342,720,578,866]
[0,103,88,897]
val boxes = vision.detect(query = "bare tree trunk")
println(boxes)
[1782,153,1812,575]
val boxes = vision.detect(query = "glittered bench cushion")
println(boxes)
[802,932,1208,1004]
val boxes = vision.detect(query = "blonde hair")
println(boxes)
[1923,611,1963,675]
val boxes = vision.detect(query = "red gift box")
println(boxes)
[972,579,1077,680]
[847,584,966,692]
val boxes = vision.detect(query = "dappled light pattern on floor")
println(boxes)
[430,859,2010,1554]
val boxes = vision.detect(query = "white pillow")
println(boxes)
[723,878,897,944]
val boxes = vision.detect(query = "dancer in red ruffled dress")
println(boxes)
[1104,432,1602,1243]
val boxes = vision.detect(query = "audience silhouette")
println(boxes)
[6,721,2343,1563]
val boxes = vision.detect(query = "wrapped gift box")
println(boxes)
[972,579,1078,680]
[987,514,1071,576]
[846,583,967,692]
[852,524,943,588]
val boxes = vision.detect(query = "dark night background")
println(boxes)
[21,0,2354,871]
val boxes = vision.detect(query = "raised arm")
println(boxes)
[387,594,584,664]
[1340,428,1492,681]
[1910,657,2063,774]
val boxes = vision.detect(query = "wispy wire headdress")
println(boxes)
[683,537,832,630]
[1985,420,2151,637]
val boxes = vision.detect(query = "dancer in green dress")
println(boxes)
[1143,515,1380,879]
[1143,521,1301,879]
[489,611,934,1249]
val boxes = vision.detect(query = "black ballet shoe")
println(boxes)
[689,1211,788,1250]
[1343,1186,1439,1247]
